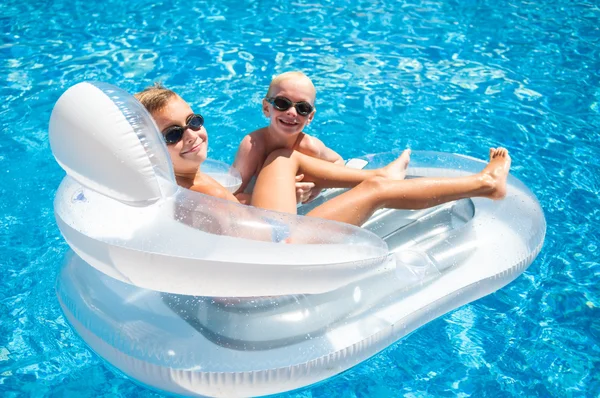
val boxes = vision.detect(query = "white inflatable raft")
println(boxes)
[50,82,545,397]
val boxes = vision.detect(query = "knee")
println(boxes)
[352,176,388,209]
[359,176,387,192]
[264,148,296,164]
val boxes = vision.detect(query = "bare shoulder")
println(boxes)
[234,128,268,166]
[243,128,269,151]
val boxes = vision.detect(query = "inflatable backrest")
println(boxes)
[49,82,177,204]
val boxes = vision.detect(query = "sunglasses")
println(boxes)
[265,96,314,116]
[161,114,204,145]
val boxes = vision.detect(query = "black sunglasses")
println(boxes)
[265,96,314,116]
[161,114,204,145]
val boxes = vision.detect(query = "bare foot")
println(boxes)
[380,149,411,180]
[480,147,511,199]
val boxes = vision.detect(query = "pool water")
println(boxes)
[1,0,599,396]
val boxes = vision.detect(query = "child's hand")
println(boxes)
[295,174,315,204]
[303,188,323,203]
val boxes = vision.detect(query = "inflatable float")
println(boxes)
[50,82,546,397]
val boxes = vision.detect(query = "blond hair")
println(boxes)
[266,71,316,102]
[134,83,177,114]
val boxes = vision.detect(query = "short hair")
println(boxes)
[266,71,316,102]
[134,83,177,114]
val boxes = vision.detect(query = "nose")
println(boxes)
[286,105,298,116]
[183,127,196,143]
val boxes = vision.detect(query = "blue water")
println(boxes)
[1,0,599,396]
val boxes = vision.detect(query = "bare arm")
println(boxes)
[307,136,344,165]
[190,177,240,203]
[189,173,281,242]
[298,136,344,202]
[232,134,265,194]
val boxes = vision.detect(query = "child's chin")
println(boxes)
[180,157,203,169]
[197,152,208,164]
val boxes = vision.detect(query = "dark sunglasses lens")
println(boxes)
[273,97,292,111]
[295,102,312,115]
[188,115,204,129]
[164,128,184,144]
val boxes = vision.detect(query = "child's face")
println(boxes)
[263,78,316,137]
[152,95,208,174]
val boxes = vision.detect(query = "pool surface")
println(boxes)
[1,0,599,396]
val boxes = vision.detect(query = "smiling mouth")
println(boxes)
[279,118,299,126]
[182,140,204,155]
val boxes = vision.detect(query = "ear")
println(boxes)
[306,108,316,124]
[262,99,270,117]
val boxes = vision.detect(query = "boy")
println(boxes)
[233,71,344,203]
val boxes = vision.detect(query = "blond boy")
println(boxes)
[233,72,344,203]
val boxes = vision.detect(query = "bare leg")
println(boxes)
[251,148,411,213]
[252,148,511,226]
[308,148,511,225]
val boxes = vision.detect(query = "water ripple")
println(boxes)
[1,0,599,395]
